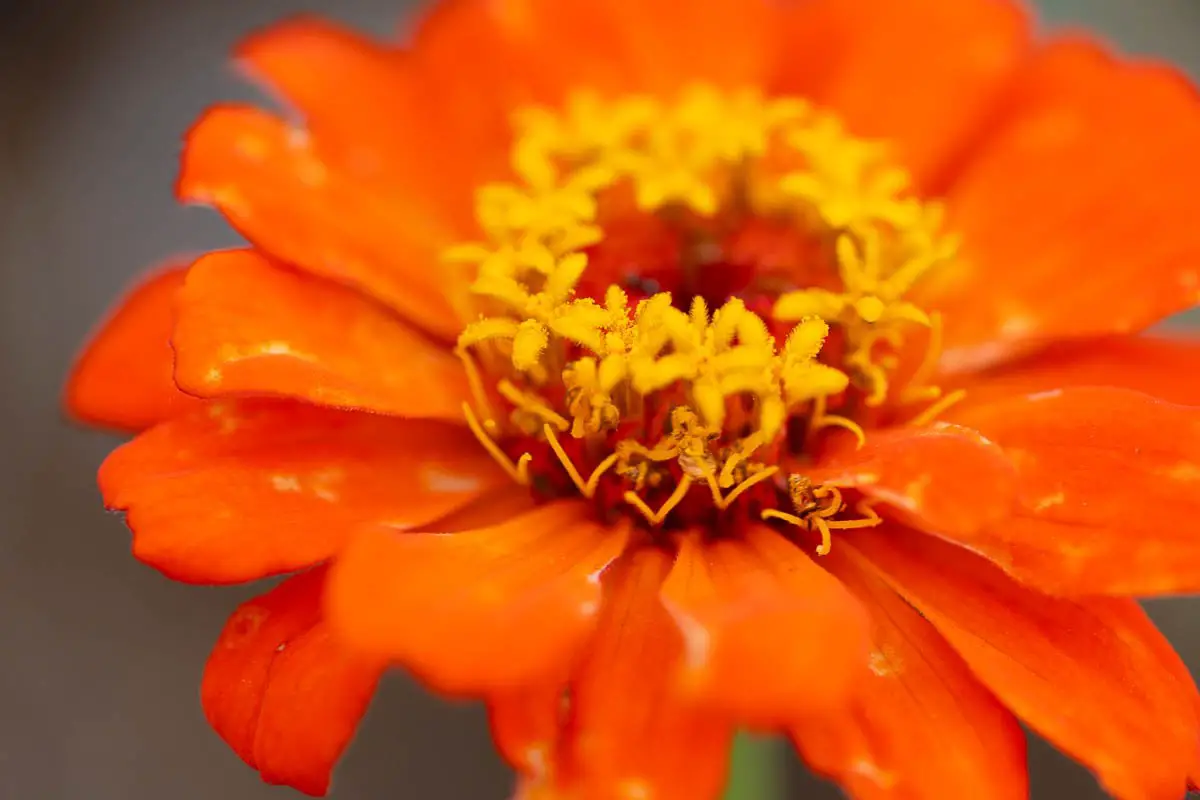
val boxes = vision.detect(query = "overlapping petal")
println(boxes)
[847,527,1200,800]
[805,423,1018,539]
[173,249,469,420]
[774,0,1031,187]
[177,107,469,337]
[660,528,870,726]
[202,568,383,797]
[100,399,502,583]
[600,0,780,94]
[926,39,1200,370]
[411,0,779,112]
[65,264,202,431]
[951,335,1200,408]
[488,687,564,781]
[945,387,1200,595]
[236,16,485,234]
[555,547,733,800]
[326,503,627,694]
[792,545,1027,800]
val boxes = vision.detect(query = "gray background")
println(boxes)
[3,1,1199,797]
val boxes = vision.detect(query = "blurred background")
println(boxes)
[3,0,1200,797]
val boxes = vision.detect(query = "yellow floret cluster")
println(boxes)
[451,87,956,448]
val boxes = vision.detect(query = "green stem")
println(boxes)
[722,733,785,800]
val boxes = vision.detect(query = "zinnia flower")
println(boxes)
[67,0,1200,798]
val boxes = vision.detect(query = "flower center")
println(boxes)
[448,86,959,548]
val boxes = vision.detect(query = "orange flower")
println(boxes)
[66,1,1200,798]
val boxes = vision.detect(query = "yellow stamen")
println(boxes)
[814,485,844,516]
[543,423,589,496]
[624,475,694,526]
[902,311,945,404]
[830,500,883,529]
[584,452,621,497]
[909,388,968,428]
[761,509,832,556]
[703,471,726,507]
[719,466,780,510]
[761,477,882,555]
[811,414,867,449]
[455,347,498,430]
[812,517,834,556]
[499,380,570,432]
[464,402,530,485]
[718,431,767,488]
[809,396,867,449]
[541,424,625,500]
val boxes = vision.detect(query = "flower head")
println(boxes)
[68,1,1200,798]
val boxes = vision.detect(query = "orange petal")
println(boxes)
[847,527,1200,800]
[951,335,1200,408]
[173,249,469,421]
[64,263,202,432]
[773,0,1030,187]
[202,568,383,797]
[424,484,539,533]
[100,399,501,584]
[792,543,1027,800]
[659,528,871,726]
[946,387,1200,595]
[927,39,1200,370]
[402,0,780,200]
[237,16,400,115]
[602,0,782,94]
[177,106,468,338]
[806,423,1018,539]
[405,0,564,170]
[488,687,565,780]
[235,17,481,230]
[559,547,734,800]
[326,503,626,695]
[236,17,408,156]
